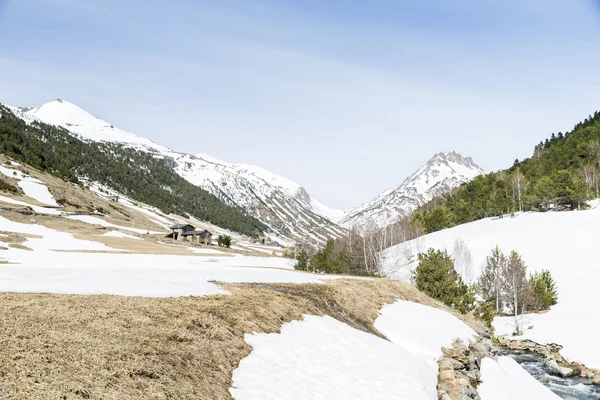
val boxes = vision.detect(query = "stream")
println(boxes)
[502,350,600,399]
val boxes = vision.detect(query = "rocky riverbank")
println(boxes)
[437,336,496,400]
[496,335,600,385]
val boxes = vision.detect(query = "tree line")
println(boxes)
[413,111,600,234]
[0,105,266,236]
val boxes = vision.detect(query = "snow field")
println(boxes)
[1,215,335,297]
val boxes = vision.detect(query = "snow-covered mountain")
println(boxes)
[340,152,484,230]
[7,99,345,244]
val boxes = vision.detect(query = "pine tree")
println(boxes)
[413,248,473,314]
[530,270,558,310]
[294,248,309,271]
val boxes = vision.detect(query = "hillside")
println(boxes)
[0,105,268,236]
[340,152,483,230]
[5,100,345,244]
[381,201,600,372]
[416,112,600,232]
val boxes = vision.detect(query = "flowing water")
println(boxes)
[502,350,600,399]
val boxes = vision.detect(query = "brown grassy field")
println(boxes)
[0,279,481,400]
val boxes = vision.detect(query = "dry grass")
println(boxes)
[0,279,482,400]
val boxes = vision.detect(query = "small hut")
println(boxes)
[169,224,195,240]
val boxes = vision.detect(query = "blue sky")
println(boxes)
[1,0,600,209]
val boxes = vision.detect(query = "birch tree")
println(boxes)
[511,168,526,212]
[502,250,530,335]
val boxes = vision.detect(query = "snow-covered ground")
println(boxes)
[231,315,437,400]
[478,357,560,400]
[381,205,600,369]
[231,301,476,400]
[0,215,339,297]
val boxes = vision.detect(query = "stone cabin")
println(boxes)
[169,224,213,245]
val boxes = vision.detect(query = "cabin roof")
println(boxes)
[169,223,194,230]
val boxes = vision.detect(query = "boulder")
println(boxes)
[438,358,465,371]
[546,359,575,378]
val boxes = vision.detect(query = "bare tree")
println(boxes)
[586,140,600,198]
[452,238,473,283]
[502,250,530,335]
[511,168,526,212]
[581,164,598,198]
[478,246,506,313]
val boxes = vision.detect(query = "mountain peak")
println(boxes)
[29,99,104,128]
[340,151,483,229]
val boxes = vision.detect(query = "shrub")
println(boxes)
[217,235,232,248]
[0,178,18,193]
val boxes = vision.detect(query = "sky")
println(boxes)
[1,0,600,210]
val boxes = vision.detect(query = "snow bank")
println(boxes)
[0,216,111,252]
[17,180,59,206]
[478,357,560,400]
[381,207,600,369]
[231,315,436,400]
[0,164,59,206]
[0,195,62,215]
[375,300,476,361]
[232,301,476,400]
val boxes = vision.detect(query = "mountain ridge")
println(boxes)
[6,99,345,244]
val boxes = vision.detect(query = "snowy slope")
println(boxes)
[340,152,483,230]
[6,100,345,244]
[380,204,600,369]
[231,301,476,400]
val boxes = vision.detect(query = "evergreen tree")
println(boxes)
[530,270,558,310]
[412,248,474,314]
[294,248,309,271]
[217,235,232,248]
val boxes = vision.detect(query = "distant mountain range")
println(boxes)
[5,99,483,243]
[6,100,344,245]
